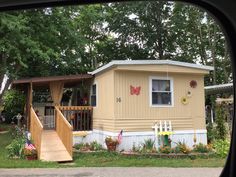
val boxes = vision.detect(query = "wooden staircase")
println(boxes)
[40,130,72,162]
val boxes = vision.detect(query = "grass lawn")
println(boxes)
[72,152,226,168]
[0,124,59,168]
[0,123,226,168]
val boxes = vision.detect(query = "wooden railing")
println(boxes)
[55,106,73,156]
[30,107,43,159]
[58,106,93,131]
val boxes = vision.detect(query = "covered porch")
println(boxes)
[12,74,94,161]
[13,74,94,131]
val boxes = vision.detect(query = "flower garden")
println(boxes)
[73,129,230,160]
[0,123,228,168]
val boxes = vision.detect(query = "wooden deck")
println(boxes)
[40,130,72,162]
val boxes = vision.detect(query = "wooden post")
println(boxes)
[26,82,33,130]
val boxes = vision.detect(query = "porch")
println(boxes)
[37,105,93,131]
[12,74,94,161]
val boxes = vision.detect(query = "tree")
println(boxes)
[105,1,175,60]
[0,2,231,103]
[215,105,228,140]
[0,7,88,103]
[170,3,231,85]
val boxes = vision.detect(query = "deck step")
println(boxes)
[40,130,72,162]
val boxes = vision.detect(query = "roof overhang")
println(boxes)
[12,74,93,88]
[205,83,233,95]
[88,60,214,75]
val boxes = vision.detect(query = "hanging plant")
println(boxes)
[181,97,188,105]
[190,80,197,88]
[186,90,192,98]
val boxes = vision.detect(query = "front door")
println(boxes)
[43,106,55,130]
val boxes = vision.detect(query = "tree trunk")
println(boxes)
[211,25,217,85]
[223,41,230,83]
[0,77,12,105]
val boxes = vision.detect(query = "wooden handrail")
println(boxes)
[55,106,72,128]
[58,106,93,111]
[58,106,93,131]
[30,107,43,159]
[55,106,73,157]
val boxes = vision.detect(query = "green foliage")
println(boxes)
[206,123,216,143]
[6,138,25,159]
[215,106,227,140]
[74,143,84,150]
[2,90,26,123]
[213,139,230,158]
[73,151,225,167]
[0,2,230,99]
[10,125,25,139]
[5,125,27,159]
[174,141,191,154]
[141,139,156,153]
[132,142,140,152]
[0,130,58,168]
[90,141,103,151]
[193,143,212,153]
[74,141,103,151]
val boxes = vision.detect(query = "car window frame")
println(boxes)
[0,0,235,176]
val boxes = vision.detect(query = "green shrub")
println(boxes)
[6,138,25,158]
[215,106,227,140]
[207,123,216,143]
[213,139,230,158]
[73,143,84,150]
[141,138,156,153]
[10,125,25,139]
[174,141,191,154]
[6,125,26,159]
[132,143,140,152]
[2,90,26,123]
[193,143,211,153]
[74,141,103,151]
[90,141,103,151]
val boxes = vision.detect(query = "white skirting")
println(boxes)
[73,129,207,151]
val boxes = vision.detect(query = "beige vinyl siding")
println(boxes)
[114,70,206,132]
[92,70,115,131]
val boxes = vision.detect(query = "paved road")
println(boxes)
[0,167,222,177]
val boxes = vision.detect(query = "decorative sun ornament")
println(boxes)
[181,97,188,105]
[190,80,197,88]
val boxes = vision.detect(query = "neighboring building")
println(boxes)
[12,60,213,161]
[205,83,233,129]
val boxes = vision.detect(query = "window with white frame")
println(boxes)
[150,77,173,106]
[91,83,97,107]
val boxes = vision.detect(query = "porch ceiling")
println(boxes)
[12,74,93,88]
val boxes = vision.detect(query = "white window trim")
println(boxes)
[149,76,174,107]
[90,81,98,108]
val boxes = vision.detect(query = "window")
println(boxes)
[91,83,97,107]
[150,77,173,106]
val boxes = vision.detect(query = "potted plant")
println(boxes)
[105,136,119,151]
[23,147,37,160]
